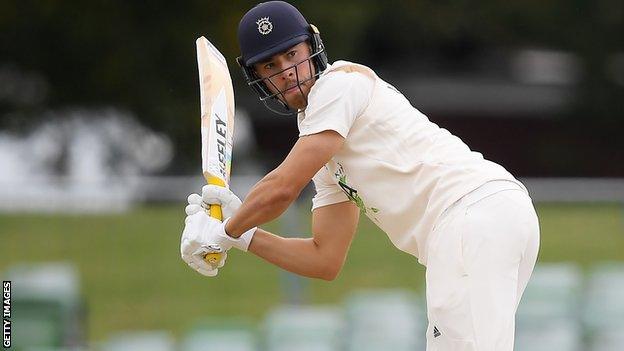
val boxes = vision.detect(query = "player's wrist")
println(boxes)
[221,217,256,252]
[224,217,241,238]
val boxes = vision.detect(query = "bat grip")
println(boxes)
[202,175,227,266]
[209,203,223,220]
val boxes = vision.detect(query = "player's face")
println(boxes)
[253,42,316,110]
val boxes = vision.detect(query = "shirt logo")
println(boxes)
[332,162,380,222]
[256,17,273,35]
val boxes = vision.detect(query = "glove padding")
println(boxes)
[184,191,255,251]
[202,184,242,218]
[185,193,204,216]
[180,210,257,277]
[185,184,242,218]
[181,211,228,277]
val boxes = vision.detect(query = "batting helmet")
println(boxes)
[236,1,328,115]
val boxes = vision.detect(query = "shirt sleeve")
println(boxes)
[299,70,374,138]
[311,166,349,211]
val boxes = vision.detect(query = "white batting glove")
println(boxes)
[201,184,242,219]
[185,185,242,218]
[201,185,256,251]
[181,211,228,277]
[181,210,257,277]
[185,193,204,216]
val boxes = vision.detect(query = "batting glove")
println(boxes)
[185,193,205,216]
[201,184,242,219]
[181,211,228,277]
[202,185,256,251]
[181,211,257,277]
[185,187,255,250]
[185,185,242,219]
[184,191,258,251]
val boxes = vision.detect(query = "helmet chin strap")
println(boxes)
[262,99,296,116]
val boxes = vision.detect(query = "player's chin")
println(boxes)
[274,88,304,108]
[285,94,307,110]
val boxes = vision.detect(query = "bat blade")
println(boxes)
[196,36,235,266]
[197,36,235,186]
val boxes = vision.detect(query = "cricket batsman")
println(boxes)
[180,2,540,350]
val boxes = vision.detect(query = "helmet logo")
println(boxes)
[256,17,273,35]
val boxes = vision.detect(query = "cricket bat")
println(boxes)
[196,36,235,265]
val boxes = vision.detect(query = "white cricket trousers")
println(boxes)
[425,180,540,351]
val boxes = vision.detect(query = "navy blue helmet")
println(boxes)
[236,1,328,115]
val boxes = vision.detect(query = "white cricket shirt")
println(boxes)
[298,61,526,265]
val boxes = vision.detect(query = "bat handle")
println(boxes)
[202,175,227,266]
[209,203,223,220]
[202,204,223,265]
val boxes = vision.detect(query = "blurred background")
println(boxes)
[1,0,623,350]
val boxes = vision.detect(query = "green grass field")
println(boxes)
[1,203,623,342]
